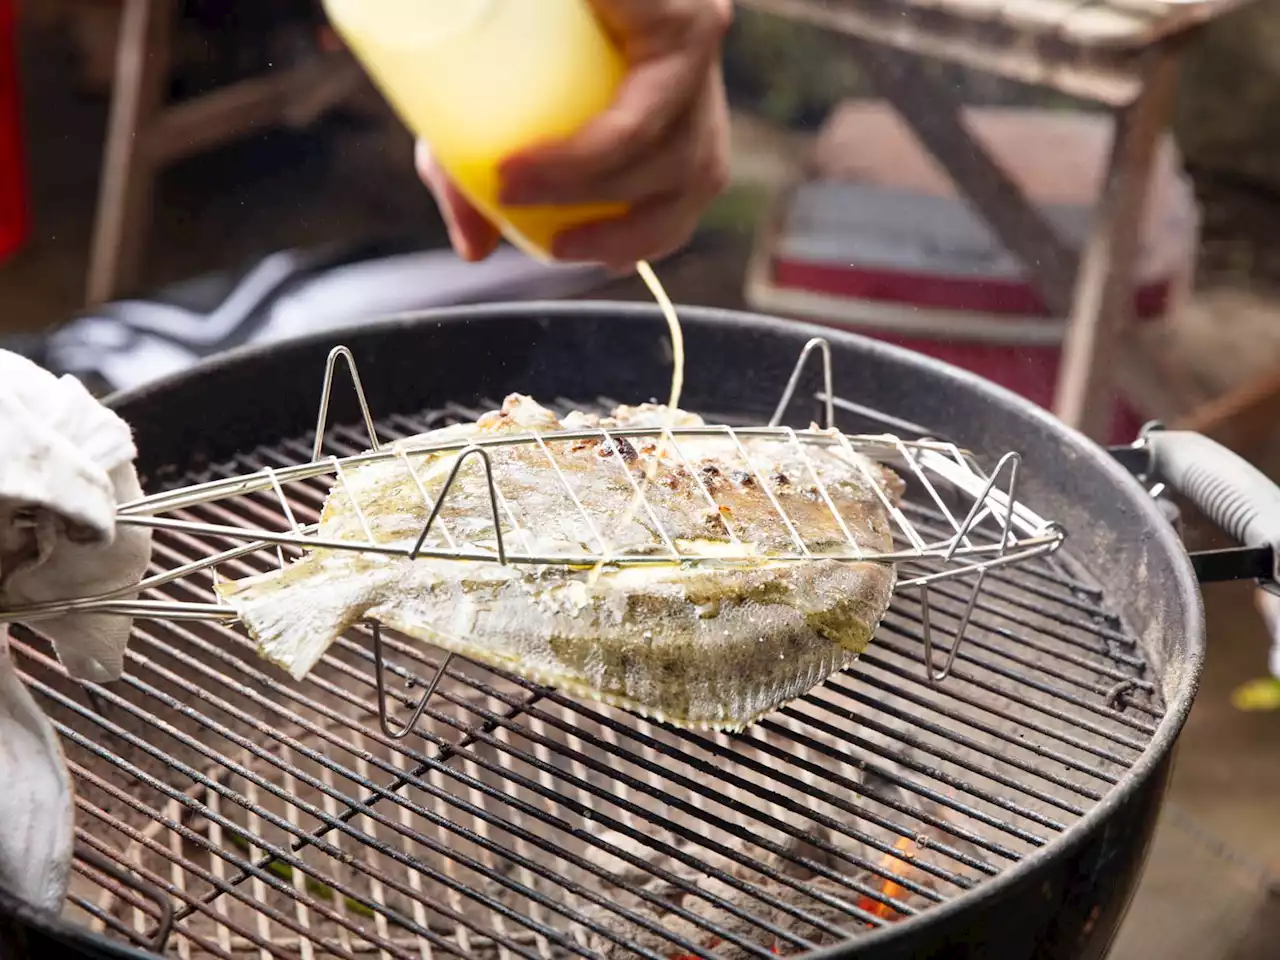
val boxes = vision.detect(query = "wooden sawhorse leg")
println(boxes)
[1054,47,1184,441]
[850,40,1185,443]
[855,47,1079,320]
[86,0,173,306]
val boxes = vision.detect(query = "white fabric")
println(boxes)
[0,350,152,683]
[47,245,612,395]
[0,349,153,912]
[0,627,74,912]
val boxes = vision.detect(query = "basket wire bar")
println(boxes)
[5,339,1066,722]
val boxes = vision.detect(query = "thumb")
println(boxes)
[415,140,501,263]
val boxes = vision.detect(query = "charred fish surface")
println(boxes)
[217,396,903,732]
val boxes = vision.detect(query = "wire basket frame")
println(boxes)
[4,338,1066,739]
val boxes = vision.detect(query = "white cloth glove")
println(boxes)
[0,349,153,913]
[0,627,74,912]
[0,351,152,683]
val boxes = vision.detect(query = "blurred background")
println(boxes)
[1,1,1279,957]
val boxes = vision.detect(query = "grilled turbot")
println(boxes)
[217,396,903,731]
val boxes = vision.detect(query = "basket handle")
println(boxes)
[1146,429,1280,569]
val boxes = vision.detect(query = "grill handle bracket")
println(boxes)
[1128,427,1280,591]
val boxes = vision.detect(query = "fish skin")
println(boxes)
[218,396,902,732]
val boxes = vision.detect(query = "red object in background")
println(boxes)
[767,258,1160,444]
[747,181,1198,446]
[0,0,28,264]
[847,326,1145,446]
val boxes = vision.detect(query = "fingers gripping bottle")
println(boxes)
[322,0,627,260]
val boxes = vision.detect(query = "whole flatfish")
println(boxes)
[217,396,902,731]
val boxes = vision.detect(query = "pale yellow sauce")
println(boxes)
[587,259,687,585]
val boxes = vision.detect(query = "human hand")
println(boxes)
[416,0,734,268]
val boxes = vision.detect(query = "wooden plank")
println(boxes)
[1054,45,1183,441]
[996,0,1096,34]
[86,0,173,305]
[735,0,1142,103]
[1057,3,1159,45]
[912,0,1005,21]
[742,0,1257,73]
[1102,0,1255,46]
[280,55,365,130]
[855,46,1079,316]
[141,53,351,166]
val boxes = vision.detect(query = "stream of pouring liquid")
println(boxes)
[587,260,686,586]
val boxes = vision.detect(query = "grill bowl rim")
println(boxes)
[94,299,1203,958]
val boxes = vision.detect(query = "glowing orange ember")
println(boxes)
[670,936,722,960]
[856,836,917,922]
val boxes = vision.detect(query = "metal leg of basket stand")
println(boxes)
[313,345,381,461]
[921,452,1022,684]
[771,337,834,429]
[76,844,174,954]
[371,621,454,741]
[370,444,501,739]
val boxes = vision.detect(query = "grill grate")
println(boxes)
[12,398,1163,960]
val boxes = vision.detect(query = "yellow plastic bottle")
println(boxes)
[322,0,628,260]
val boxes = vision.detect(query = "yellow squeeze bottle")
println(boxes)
[322,0,628,260]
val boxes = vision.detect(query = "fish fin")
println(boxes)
[220,559,393,681]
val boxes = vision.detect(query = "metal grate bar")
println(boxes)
[819,680,1105,803]
[141,565,887,944]
[369,643,953,906]
[362,620,989,874]
[112,628,730,960]
[159,481,907,934]
[138,538,882,945]
[69,894,162,951]
[172,659,548,930]
[874,622,1152,749]
[473,674,988,888]
[883,591,1159,731]
[977,571,1131,636]
[778,694,1084,819]
[757,713,1052,845]
[324,628,903,931]
[118,613,824,956]
[894,559,1154,688]
[851,651,1136,769]
[70,871,168,950]
[62,757,424,960]
[71,863,165,931]
[16,652,571,960]
[74,821,292,960]
[229,441,994,892]
[901,504,1142,660]
[350,613,976,890]
[895,575,1158,704]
